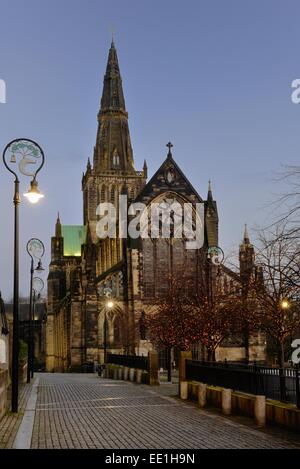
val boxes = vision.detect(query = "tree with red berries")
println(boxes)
[145,276,202,381]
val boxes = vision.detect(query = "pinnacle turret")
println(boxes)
[55,213,62,238]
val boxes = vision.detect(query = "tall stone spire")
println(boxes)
[93,40,135,174]
[100,39,126,112]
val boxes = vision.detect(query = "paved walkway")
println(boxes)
[25,373,300,449]
[0,382,33,449]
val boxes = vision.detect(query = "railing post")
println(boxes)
[296,365,300,409]
[148,351,159,385]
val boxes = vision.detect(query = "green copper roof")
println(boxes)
[61,225,86,257]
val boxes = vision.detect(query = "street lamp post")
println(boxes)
[104,300,114,363]
[206,246,224,362]
[26,239,45,383]
[279,298,290,400]
[2,139,45,412]
[31,277,44,378]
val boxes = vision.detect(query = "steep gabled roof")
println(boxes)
[135,150,203,204]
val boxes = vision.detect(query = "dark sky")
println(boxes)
[1,0,300,298]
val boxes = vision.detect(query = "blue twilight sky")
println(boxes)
[1,0,300,299]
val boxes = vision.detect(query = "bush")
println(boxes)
[19,340,28,362]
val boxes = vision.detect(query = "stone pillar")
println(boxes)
[118,367,123,380]
[129,368,135,382]
[180,381,188,400]
[222,388,232,415]
[148,351,159,385]
[179,351,192,382]
[136,369,142,384]
[124,366,129,380]
[254,395,266,427]
[198,383,207,408]
[113,367,118,380]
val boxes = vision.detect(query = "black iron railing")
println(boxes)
[107,353,148,371]
[186,360,300,408]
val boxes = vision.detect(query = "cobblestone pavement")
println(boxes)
[30,373,300,449]
[0,382,33,448]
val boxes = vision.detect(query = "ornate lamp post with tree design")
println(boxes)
[31,277,44,378]
[2,138,45,412]
[26,238,45,383]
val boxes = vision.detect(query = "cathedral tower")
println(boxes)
[82,40,147,233]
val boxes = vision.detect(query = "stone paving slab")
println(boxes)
[30,373,300,449]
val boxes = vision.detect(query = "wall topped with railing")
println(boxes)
[185,359,300,408]
[105,351,159,385]
[179,352,300,432]
[107,353,149,371]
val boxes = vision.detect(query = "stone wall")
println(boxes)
[0,368,8,420]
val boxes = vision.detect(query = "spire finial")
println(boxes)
[166,141,173,158]
[110,25,115,47]
[207,180,213,201]
[243,223,250,244]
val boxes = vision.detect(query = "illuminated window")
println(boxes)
[112,154,120,166]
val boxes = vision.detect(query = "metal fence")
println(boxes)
[107,353,149,371]
[186,360,300,408]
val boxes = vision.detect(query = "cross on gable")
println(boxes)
[166,142,173,157]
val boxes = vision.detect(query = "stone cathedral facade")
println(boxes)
[46,41,265,372]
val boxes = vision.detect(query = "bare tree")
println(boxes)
[249,226,300,368]
[269,166,300,240]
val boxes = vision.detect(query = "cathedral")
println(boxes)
[46,41,265,372]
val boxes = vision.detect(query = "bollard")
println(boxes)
[148,351,159,385]
[222,388,232,415]
[136,369,142,384]
[113,368,118,380]
[198,383,207,408]
[254,395,266,427]
[180,381,188,400]
[118,367,123,380]
[129,368,135,382]
[124,366,129,381]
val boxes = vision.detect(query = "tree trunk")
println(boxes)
[207,349,214,363]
